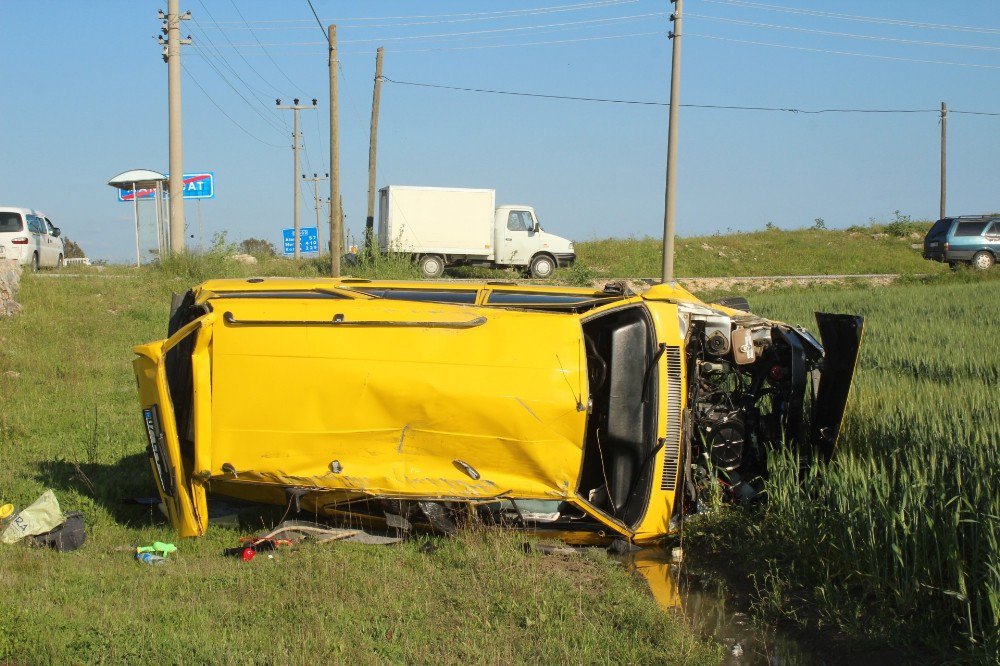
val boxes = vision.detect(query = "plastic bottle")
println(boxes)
[135,552,167,565]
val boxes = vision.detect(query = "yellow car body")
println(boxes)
[134,278,862,544]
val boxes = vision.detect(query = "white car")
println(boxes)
[0,207,65,270]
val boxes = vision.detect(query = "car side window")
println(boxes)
[44,218,55,235]
[955,221,988,237]
[987,222,1000,237]
[26,215,43,234]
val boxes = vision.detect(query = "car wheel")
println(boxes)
[972,251,995,271]
[31,253,39,272]
[57,254,64,269]
[529,254,555,279]
[419,255,445,278]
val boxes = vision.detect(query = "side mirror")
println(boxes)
[53,227,61,237]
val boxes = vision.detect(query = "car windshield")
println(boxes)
[0,213,23,233]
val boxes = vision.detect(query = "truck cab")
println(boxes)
[493,205,575,279]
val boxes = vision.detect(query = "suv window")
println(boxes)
[928,218,951,236]
[955,221,989,237]
[355,288,477,304]
[26,215,45,234]
[0,212,23,233]
[44,218,56,235]
[986,221,1000,237]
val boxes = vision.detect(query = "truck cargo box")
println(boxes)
[378,186,495,257]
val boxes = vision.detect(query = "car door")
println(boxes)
[985,220,1000,257]
[25,215,46,267]
[497,210,534,266]
[42,217,63,266]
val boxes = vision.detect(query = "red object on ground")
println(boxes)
[241,547,256,562]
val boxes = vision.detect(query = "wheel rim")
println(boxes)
[535,259,553,277]
[423,258,441,275]
[974,254,992,269]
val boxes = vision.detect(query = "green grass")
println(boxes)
[574,226,941,278]
[0,263,718,664]
[683,276,1000,661]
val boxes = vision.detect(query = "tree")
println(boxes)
[61,236,86,258]
[239,238,277,257]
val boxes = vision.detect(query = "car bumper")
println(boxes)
[555,253,576,268]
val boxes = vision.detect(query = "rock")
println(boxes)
[3,370,19,379]
[229,253,258,265]
[871,233,888,240]
[909,232,922,239]
[0,259,22,317]
[700,243,713,251]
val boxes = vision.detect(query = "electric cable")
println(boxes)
[181,63,285,147]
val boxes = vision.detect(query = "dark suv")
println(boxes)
[923,215,1000,270]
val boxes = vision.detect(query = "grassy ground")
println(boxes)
[574,225,940,279]
[684,273,1000,661]
[0,264,719,664]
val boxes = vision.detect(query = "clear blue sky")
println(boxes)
[2,1,998,262]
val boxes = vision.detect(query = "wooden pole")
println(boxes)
[366,47,384,252]
[329,24,341,276]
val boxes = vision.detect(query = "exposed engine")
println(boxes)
[681,301,829,507]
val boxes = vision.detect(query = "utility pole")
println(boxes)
[160,0,191,254]
[303,173,329,254]
[940,101,947,220]
[329,25,341,276]
[661,0,683,283]
[276,98,317,259]
[366,47,385,252]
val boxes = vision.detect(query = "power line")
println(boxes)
[227,0,308,95]
[687,33,1000,70]
[381,77,1000,115]
[181,63,285,147]
[201,1,638,27]
[700,0,1000,36]
[193,1,289,102]
[685,13,1000,51]
[193,30,664,51]
[304,0,331,46]
[189,12,667,48]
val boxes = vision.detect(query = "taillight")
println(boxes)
[11,237,28,245]
[944,242,949,251]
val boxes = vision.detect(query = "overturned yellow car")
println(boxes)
[134,278,862,544]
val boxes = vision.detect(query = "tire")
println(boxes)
[971,251,995,271]
[31,253,39,272]
[57,254,64,269]
[529,254,555,279]
[419,255,445,278]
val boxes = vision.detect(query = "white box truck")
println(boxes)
[377,186,575,279]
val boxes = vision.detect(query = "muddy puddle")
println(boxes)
[624,548,814,665]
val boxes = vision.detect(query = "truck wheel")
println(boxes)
[529,254,555,279]
[972,251,995,271]
[419,255,445,278]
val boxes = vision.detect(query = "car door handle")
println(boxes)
[505,237,512,241]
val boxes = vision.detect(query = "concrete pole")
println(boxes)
[940,101,947,220]
[329,24,341,277]
[661,0,683,283]
[306,173,329,254]
[293,104,301,259]
[366,47,384,252]
[277,99,317,260]
[166,0,187,254]
[132,182,140,267]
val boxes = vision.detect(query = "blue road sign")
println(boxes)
[117,172,215,202]
[283,226,319,255]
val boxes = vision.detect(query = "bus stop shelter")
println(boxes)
[107,169,169,266]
